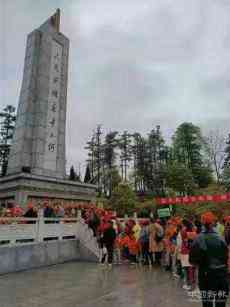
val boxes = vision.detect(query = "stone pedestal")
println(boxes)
[0,173,96,207]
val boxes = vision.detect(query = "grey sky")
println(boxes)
[0,0,229,173]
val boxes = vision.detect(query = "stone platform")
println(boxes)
[0,172,96,206]
[1,262,227,307]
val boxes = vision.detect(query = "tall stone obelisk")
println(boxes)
[0,10,96,207]
[7,9,69,179]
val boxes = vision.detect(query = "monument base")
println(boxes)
[0,173,96,207]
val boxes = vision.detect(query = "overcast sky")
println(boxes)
[0,0,230,174]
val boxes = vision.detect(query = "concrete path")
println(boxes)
[0,262,228,307]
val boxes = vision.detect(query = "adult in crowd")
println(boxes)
[43,203,55,218]
[224,216,230,247]
[101,220,117,266]
[43,203,55,223]
[175,223,183,279]
[189,212,229,307]
[55,204,65,218]
[88,210,100,237]
[224,216,230,274]
[24,204,37,224]
[139,220,151,265]
[133,220,141,241]
[149,218,164,265]
[181,219,197,290]
[0,208,13,224]
[194,216,203,234]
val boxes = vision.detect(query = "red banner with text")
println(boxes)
[156,194,230,205]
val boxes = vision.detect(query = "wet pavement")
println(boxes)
[0,262,229,307]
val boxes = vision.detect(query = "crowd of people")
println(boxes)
[0,202,230,306]
[95,212,230,307]
[0,202,110,223]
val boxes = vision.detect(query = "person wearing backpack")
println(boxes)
[149,218,164,265]
[189,212,229,307]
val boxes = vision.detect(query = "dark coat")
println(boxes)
[224,224,230,246]
[102,227,116,247]
[24,208,37,224]
[44,207,55,218]
[189,229,228,271]
[24,208,37,218]
[190,228,229,298]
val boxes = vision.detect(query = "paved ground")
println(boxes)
[0,262,229,307]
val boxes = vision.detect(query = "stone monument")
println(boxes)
[0,10,96,207]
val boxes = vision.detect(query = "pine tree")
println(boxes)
[172,122,213,188]
[94,125,103,194]
[132,132,147,193]
[103,131,118,197]
[84,163,91,183]
[145,125,166,196]
[85,126,103,194]
[85,134,96,180]
[69,165,77,181]
[118,131,133,182]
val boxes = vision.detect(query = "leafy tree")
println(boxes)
[135,199,157,218]
[109,183,137,216]
[192,165,213,188]
[110,167,122,192]
[0,105,16,176]
[173,123,203,167]
[223,168,230,191]
[85,122,216,199]
[166,162,196,195]
[172,122,212,188]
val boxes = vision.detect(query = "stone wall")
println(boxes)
[0,239,98,275]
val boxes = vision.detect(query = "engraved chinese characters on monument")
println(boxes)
[7,9,69,179]
[43,41,63,171]
[0,10,96,208]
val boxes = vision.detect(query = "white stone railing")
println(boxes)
[0,214,150,257]
[0,217,77,244]
[0,216,100,258]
